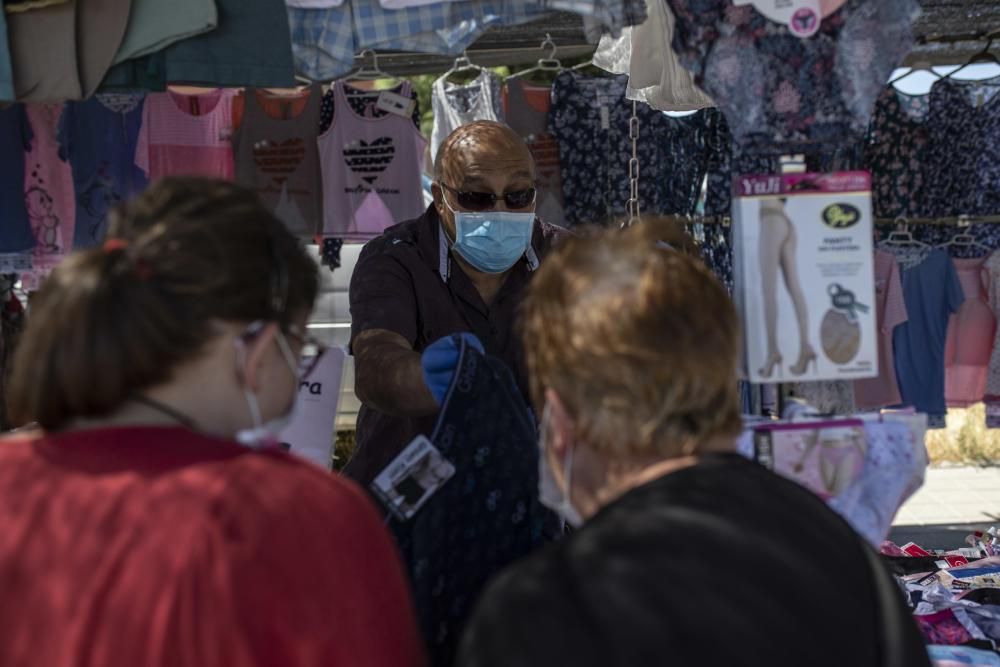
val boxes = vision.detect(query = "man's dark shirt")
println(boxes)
[345,205,562,485]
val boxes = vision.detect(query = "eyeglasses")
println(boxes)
[281,325,328,381]
[441,183,537,212]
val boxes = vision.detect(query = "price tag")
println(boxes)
[987,401,1000,429]
[372,435,456,521]
[376,90,416,118]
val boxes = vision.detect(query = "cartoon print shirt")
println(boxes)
[58,93,148,248]
[23,104,75,284]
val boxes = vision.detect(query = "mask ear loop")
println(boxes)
[234,325,265,433]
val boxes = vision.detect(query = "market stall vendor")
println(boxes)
[345,120,564,485]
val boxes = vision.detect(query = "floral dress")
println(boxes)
[864,87,931,219]
[549,71,711,227]
[923,77,1000,218]
[667,0,920,155]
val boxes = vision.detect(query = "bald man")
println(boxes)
[345,121,564,486]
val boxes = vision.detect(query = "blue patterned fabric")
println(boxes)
[703,108,781,217]
[289,0,550,81]
[549,71,711,227]
[382,339,556,667]
[923,77,1000,218]
[288,5,356,81]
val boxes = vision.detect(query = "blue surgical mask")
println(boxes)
[444,198,535,274]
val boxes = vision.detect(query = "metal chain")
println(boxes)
[625,100,641,228]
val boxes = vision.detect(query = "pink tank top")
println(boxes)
[945,256,997,407]
[318,82,427,241]
[135,88,236,182]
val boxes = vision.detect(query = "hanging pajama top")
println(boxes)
[881,247,965,428]
[0,106,37,256]
[923,77,1000,218]
[430,70,504,160]
[58,93,147,249]
[854,250,908,411]
[944,257,996,408]
[504,77,566,227]
[22,104,74,285]
[666,0,919,155]
[136,89,237,182]
[319,81,427,242]
[233,85,324,238]
[549,71,708,227]
[863,87,931,220]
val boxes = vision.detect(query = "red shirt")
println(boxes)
[0,426,426,667]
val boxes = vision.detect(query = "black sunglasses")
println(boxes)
[441,183,537,212]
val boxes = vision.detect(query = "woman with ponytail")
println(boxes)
[0,178,426,667]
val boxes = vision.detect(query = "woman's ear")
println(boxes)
[237,322,280,392]
[544,388,573,458]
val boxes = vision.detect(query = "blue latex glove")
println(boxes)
[421,333,485,405]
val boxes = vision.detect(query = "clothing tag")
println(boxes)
[600,106,610,130]
[371,435,455,522]
[376,91,416,118]
[986,401,1000,429]
[978,92,986,109]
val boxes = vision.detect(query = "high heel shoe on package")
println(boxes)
[758,353,782,379]
[790,348,817,376]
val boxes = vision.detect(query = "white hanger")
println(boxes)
[442,51,485,83]
[937,215,992,252]
[509,34,564,81]
[882,218,929,248]
[344,50,401,92]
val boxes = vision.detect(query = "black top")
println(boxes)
[457,454,931,667]
[346,205,562,486]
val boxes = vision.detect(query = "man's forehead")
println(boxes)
[443,146,534,179]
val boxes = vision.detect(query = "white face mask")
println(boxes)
[538,404,584,527]
[235,329,299,449]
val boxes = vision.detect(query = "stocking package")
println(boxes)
[734,172,878,384]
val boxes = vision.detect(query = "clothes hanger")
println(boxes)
[442,51,486,84]
[509,34,564,82]
[343,50,402,94]
[887,60,941,87]
[943,36,1000,83]
[937,216,992,252]
[882,218,929,248]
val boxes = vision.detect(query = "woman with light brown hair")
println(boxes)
[0,178,426,667]
[457,219,928,667]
